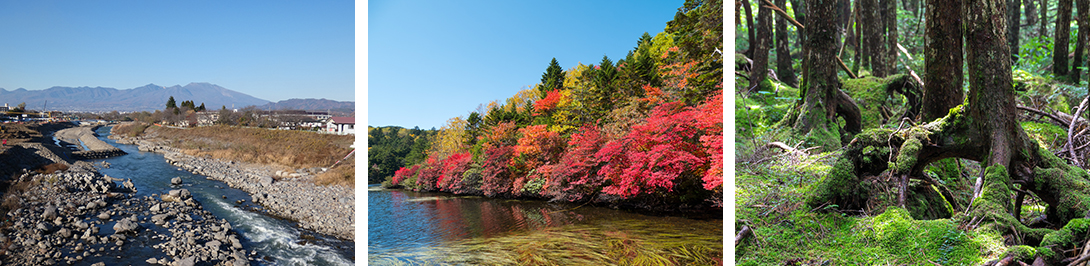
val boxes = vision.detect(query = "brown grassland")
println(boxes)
[113,123,355,186]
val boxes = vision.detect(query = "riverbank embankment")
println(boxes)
[110,128,354,240]
[54,125,127,159]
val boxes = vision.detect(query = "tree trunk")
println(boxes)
[852,0,863,74]
[790,0,862,150]
[1071,0,1089,83]
[1040,0,1050,39]
[750,0,774,90]
[743,0,757,58]
[791,0,809,89]
[861,0,883,75]
[1009,0,1022,64]
[881,0,899,77]
[922,0,965,122]
[1027,0,1038,32]
[1055,0,1073,77]
[811,1,1090,263]
[775,0,799,87]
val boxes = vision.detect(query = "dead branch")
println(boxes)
[735,226,754,246]
[1019,105,1072,128]
[1068,253,1090,266]
[761,0,803,29]
[1069,96,1090,167]
[895,43,924,88]
[767,141,802,154]
[837,56,859,79]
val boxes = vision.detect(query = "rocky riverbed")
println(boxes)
[2,161,255,265]
[109,133,354,241]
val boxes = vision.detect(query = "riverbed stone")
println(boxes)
[42,205,57,220]
[171,177,182,185]
[260,176,273,187]
[113,218,139,234]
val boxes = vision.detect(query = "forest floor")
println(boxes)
[733,70,1085,265]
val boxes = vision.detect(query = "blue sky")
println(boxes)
[0,1,354,102]
[368,1,684,129]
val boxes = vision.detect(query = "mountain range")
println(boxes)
[256,98,355,113]
[0,83,352,113]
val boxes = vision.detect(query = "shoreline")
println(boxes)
[109,127,355,241]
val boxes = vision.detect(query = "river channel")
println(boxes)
[368,185,723,265]
[86,126,354,265]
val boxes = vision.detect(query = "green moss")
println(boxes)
[1032,146,1090,222]
[807,158,861,208]
[841,75,916,129]
[1005,245,1036,261]
[891,138,922,174]
[1041,219,1090,251]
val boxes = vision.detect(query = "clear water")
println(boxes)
[368,185,723,265]
[90,126,354,265]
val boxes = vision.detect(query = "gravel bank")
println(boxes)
[3,161,256,265]
[110,134,355,241]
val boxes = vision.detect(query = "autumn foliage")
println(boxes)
[379,2,722,210]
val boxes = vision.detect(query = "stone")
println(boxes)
[206,240,221,250]
[171,177,182,185]
[150,203,161,212]
[36,222,55,233]
[57,228,72,238]
[172,256,195,266]
[41,205,57,220]
[97,212,110,220]
[113,218,139,234]
[74,221,89,230]
[260,176,274,187]
[146,258,158,264]
[123,179,136,191]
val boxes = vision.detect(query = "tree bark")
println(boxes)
[861,0,882,75]
[751,0,774,89]
[791,0,862,150]
[852,0,863,74]
[1027,0,1038,30]
[881,0,899,77]
[1040,0,1050,39]
[1055,0,1073,77]
[922,0,965,121]
[775,0,799,88]
[743,0,757,58]
[1071,0,1090,83]
[1009,0,1022,64]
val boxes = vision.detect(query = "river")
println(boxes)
[87,126,354,265]
[368,185,723,265]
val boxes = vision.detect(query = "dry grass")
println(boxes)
[35,163,69,174]
[316,159,354,187]
[145,125,355,186]
[111,122,148,137]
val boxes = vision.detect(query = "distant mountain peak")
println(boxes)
[0,83,270,112]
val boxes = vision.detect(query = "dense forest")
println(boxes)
[374,0,723,211]
[737,0,1090,264]
[367,125,437,184]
